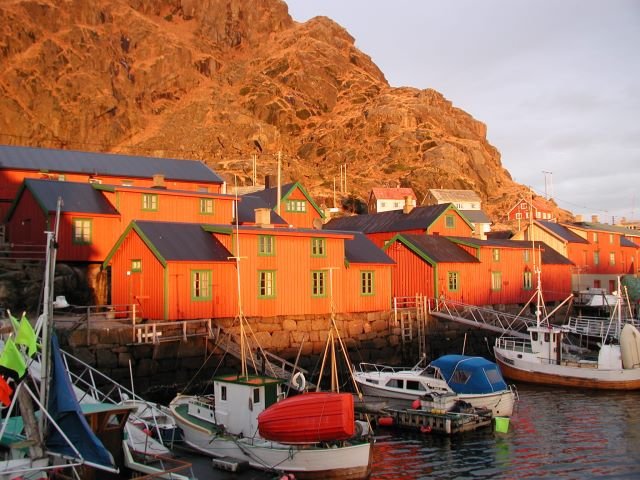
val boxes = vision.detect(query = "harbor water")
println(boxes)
[182,383,640,479]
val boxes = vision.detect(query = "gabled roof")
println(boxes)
[537,220,589,244]
[459,209,492,224]
[571,221,640,238]
[539,243,574,265]
[388,234,480,264]
[236,195,288,225]
[508,195,552,214]
[345,232,395,265]
[428,189,481,204]
[0,145,223,183]
[447,237,532,249]
[7,179,119,220]
[324,203,468,234]
[103,221,233,267]
[370,187,416,201]
[243,182,324,218]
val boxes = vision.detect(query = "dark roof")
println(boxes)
[396,234,480,263]
[0,145,223,183]
[459,209,492,224]
[447,236,532,249]
[621,236,639,248]
[237,195,288,225]
[539,243,573,265]
[243,182,296,207]
[345,232,395,265]
[538,220,589,244]
[23,179,118,215]
[486,230,513,240]
[324,203,453,234]
[134,221,232,262]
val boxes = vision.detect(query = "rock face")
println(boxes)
[0,0,545,219]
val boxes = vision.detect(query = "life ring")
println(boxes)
[291,372,306,391]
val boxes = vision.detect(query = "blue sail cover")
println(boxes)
[45,334,114,468]
[431,355,508,394]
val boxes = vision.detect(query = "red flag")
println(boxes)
[0,375,13,407]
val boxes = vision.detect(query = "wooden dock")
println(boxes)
[356,406,492,434]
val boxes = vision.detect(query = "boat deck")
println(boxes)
[173,403,218,435]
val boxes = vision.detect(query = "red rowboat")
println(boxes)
[258,392,355,443]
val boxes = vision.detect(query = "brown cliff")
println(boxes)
[0,0,558,221]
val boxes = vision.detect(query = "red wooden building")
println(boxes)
[104,221,394,321]
[506,195,554,222]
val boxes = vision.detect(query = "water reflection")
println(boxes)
[370,385,640,479]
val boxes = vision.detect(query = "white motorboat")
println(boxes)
[353,354,516,417]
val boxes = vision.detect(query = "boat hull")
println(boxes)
[170,395,372,479]
[258,392,354,443]
[494,348,640,390]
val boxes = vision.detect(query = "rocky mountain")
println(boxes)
[0,0,562,223]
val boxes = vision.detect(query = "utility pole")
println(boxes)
[542,170,553,200]
[276,151,282,216]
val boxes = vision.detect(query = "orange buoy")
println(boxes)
[378,416,394,427]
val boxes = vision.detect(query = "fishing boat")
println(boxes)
[168,216,373,479]
[494,272,640,390]
[353,354,516,417]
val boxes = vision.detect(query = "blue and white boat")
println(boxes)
[354,354,516,417]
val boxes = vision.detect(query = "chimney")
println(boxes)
[265,175,277,189]
[592,215,599,224]
[152,173,166,188]
[403,196,415,214]
[575,214,583,222]
[255,208,271,226]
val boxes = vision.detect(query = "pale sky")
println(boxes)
[285,0,640,223]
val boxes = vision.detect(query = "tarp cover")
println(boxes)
[431,355,508,394]
[45,334,114,468]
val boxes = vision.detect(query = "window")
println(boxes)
[456,203,463,209]
[593,232,598,243]
[122,179,133,186]
[523,271,533,290]
[447,271,459,292]
[594,279,601,288]
[311,238,326,257]
[523,250,530,263]
[393,201,400,208]
[609,234,614,244]
[492,249,500,262]
[311,271,326,297]
[72,219,92,244]
[361,271,374,295]
[491,271,502,291]
[221,386,227,401]
[258,271,276,298]
[197,186,209,193]
[520,203,527,210]
[191,270,211,300]
[445,215,455,228]
[142,193,158,211]
[515,212,522,219]
[253,388,260,404]
[258,235,275,256]
[286,200,307,212]
[609,279,616,293]
[609,252,616,266]
[199,198,214,215]
[594,251,600,265]
[131,259,142,272]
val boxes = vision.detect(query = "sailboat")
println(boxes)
[0,218,119,478]
[169,208,373,478]
[494,270,640,390]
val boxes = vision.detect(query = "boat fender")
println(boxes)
[411,399,421,410]
[378,416,394,427]
[420,425,432,434]
[292,372,306,391]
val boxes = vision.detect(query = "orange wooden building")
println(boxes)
[324,203,474,248]
[104,221,394,321]
[0,144,224,222]
[242,182,325,229]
